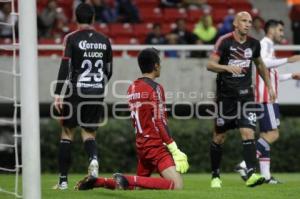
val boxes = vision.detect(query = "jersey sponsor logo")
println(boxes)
[230,46,237,51]
[228,59,251,68]
[228,59,250,77]
[239,89,249,95]
[76,82,103,88]
[128,92,149,100]
[128,92,141,100]
[79,40,107,50]
[244,48,253,58]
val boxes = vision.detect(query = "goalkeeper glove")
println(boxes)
[167,141,189,174]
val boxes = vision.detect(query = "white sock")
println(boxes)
[259,159,271,180]
[240,160,247,169]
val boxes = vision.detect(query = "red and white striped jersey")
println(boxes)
[255,37,282,103]
[255,68,279,103]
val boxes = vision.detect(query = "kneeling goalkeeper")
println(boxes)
[76,48,189,190]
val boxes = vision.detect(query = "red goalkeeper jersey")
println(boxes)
[127,77,173,150]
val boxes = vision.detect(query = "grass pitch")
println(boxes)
[0,173,299,199]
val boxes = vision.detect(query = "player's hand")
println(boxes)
[167,142,189,174]
[268,87,276,103]
[54,94,63,114]
[292,72,300,80]
[287,55,300,63]
[226,65,242,75]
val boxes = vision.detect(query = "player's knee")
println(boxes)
[274,132,279,140]
[240,129,255,140]
[173,179,183,190]
[169,172,183,190]
[270,130,279,142]
[262,130,279,143]
[81,128,97,141]
[61,127,74,140]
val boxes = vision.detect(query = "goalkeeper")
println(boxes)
[76,48,189,190]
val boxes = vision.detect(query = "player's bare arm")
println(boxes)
[287,55,300,63]
[254,57,276,102]
[207,54,242,74]
[54,58,70,114]
[54,95,63,114]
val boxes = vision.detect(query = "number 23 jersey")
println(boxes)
[63,27,113,95]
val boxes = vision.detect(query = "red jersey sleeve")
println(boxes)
[212,35,227,57]
[150,84,173,144]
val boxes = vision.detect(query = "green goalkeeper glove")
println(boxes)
[167,141,189,174]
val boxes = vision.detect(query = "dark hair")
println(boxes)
[75,3,95,24]
[137,48,160,74]
[264,19,284,34]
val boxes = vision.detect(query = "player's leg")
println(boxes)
[157,151,183,189]
[239,127,257,175]
[257,103,281,183]
[160,166,183,189]
[54,127,76,190]
[77,158,152,191]
[114,171,178,190]
[237,100,264,187]
[210,97,236,188]
[210,130,226,188]
[79,99,104,177]
[114,155,181,190]
[76,157,177,191]
[75,175,117,190]
[81,129,99,177]
[237,103,281,183]
[239,127,265,187]
[54,94,78,190]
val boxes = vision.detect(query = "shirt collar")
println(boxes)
[263,36,274,46]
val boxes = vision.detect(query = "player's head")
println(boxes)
[137,48,161,77]
[233,11,252,36]
[75,3,95,24]
[264,19,284,43]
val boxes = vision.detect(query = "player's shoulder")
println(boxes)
[63,29,80,44]
[65,29,109,42]
[134,77,161,91]
[216,32,234,44]
[92,30,111,43]
[127,78,158,97]
[213,33,234,52]
[260,37,273,46]
[247,35,260,45]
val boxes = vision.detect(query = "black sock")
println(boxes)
[58,139,72,184]
[210,141,222,178]
[242,139,257,177]
[84,139,98,162]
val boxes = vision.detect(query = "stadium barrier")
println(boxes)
[36,118,300,173]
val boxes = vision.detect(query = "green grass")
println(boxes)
[0,173,300,199]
